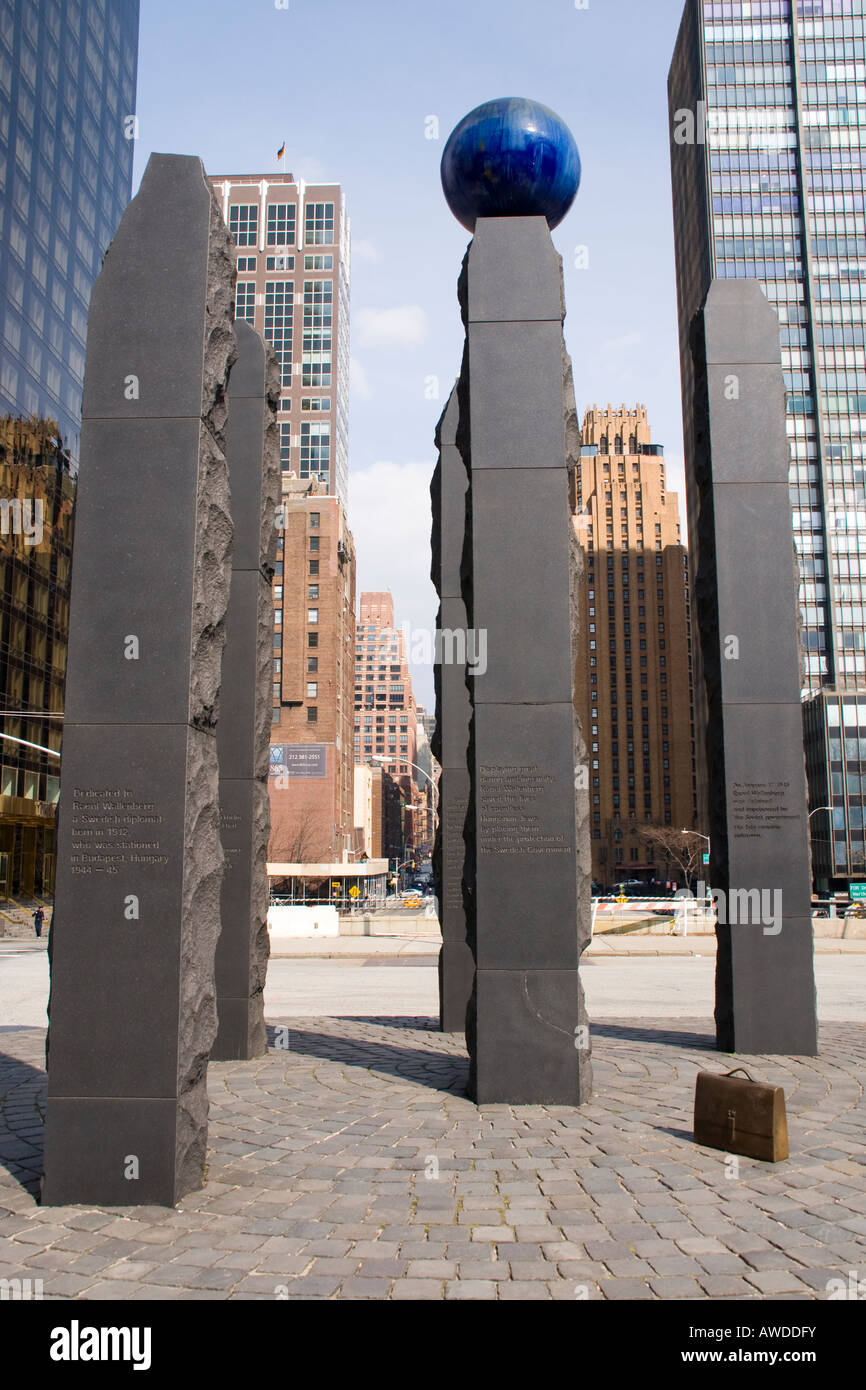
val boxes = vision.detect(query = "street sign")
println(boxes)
[349,885,361,899]
[849,882,866,900]
[331,880,340,889]
[702,852,710,864]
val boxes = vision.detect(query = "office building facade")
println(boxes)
[669,0,866,888]
[0,0,140,466]
[573,406,697,886]
[0,0,139,898]
[211,171,350,510]
[0,416,74,896]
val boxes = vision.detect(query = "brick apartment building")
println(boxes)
[211,168,356,866]
[353,591,420,852]
[353,762,404,862]
[269,476,356,862]
[573,406,697,887]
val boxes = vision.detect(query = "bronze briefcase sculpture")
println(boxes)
[694,1067,789,1162]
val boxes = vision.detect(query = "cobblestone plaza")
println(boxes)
[2,989,864,1301]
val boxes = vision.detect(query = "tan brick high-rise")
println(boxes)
[269,476,356,862]
[353,591,419,852]
[573,406,697,887]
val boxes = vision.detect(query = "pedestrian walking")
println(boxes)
[33,906,45,938]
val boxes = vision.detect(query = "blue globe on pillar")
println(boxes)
[441,97,581,232]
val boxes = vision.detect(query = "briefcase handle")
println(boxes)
[723,1067,756,1082]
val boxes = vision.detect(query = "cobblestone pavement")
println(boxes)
[0,1017,864,1300]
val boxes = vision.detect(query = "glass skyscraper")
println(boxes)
[0,0,139,898]
[669,0,866,889]
[0,0,140,466]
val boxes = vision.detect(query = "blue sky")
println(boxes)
[133,0,691,707]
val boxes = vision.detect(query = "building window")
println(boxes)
[266,254,294,271]
[307,657,318,672]
[229,203,258,246]
[302,397,332,411]
[237,257,256,272]
[309,536,320,552]
[309,560,319,575]
[300,421,331,481]
[308,584,319,600]
[310,512,320,528]
[302,352,331,389]
[305,253,334,270]
[308,633,318,648]
[266,203,296,246]
[305,201,335,245]
[235,281,256,323]
[279,421,292,470]
[307,706,318,723]
[264,280,293,389]
[307,682,318,698]
[308,608,318,623]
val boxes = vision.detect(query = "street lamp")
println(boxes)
[683,829,710,845]
[371,753,440,829]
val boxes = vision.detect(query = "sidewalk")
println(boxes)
[263,934,866,959]
[4,933,863,961]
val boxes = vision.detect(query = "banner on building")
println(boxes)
[269,744,327,779]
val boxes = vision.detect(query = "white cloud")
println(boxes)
[351,356,372,400]
[602,330,642,353]
[357,304,428,350]
[352,238,382,263]
[348,459,438,707]
[287,153,329,183]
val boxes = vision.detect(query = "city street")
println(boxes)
[2,939,865,1027]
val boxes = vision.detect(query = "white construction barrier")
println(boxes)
[267,904,340,939]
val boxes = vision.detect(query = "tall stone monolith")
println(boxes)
[42,154,236,1205]
[690,279,818,1055]
[455,217,593,1103]
[212,320,280,1060]
[431,386,475,1032]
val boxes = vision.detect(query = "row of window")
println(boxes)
[229,202,335,248]
[237,254,334,273]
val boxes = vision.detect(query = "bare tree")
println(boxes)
[269,805,330,864]
[638,824,706,889]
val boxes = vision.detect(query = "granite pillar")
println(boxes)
[690,279,818,1055]
[457,217,592,1104]
[212,320,280,1060]
[431,386,475,1032]
[42,154,236,1205]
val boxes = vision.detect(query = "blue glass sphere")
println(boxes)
[441,97,581,232]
